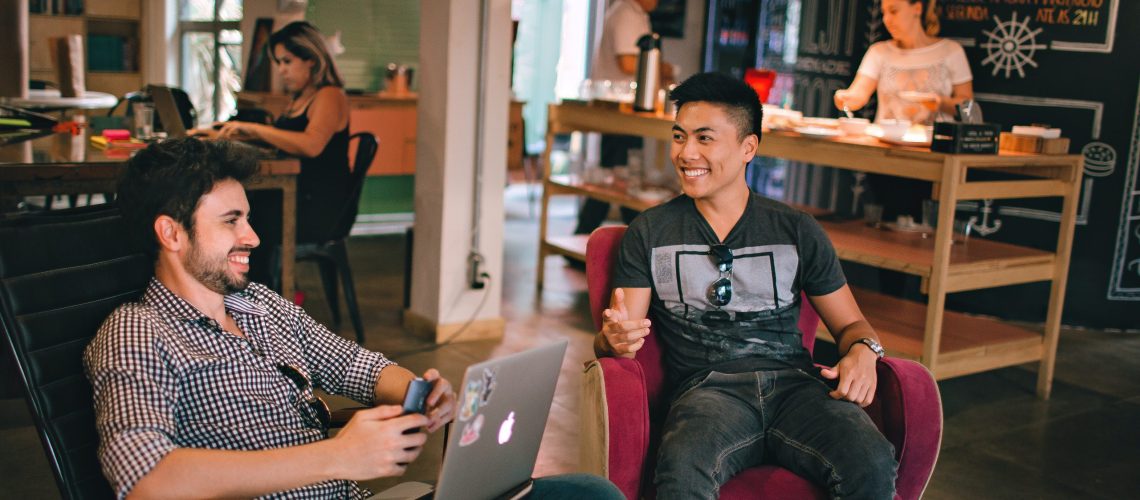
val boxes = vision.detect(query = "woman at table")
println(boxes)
[194,21,350,289]
[834,0,974,127]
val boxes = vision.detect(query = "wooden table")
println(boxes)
[0,131,301,299]
[540,103,1083,398]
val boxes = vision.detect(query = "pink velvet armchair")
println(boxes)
[581,226,942,499]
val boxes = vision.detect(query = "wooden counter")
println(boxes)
[539,103,1083,398]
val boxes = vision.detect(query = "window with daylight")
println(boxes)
[179,0,243,125]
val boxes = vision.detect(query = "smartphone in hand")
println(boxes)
[402,378,432,415]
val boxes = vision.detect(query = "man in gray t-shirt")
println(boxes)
[594,72,897,499]
[614,192,846,392]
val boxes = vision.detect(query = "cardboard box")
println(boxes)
[931,121,1001,154]
[998,132,1071,154]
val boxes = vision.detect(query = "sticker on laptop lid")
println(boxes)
[459,377,484,422]
[480,368,497,405]
[458,413,484,447]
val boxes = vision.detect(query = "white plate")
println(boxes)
[794,126,842,138]
[799,117,839,128]
[877,135,932,147]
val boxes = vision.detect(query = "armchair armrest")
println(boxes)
[869,358,943,500]
[581,356,652,500]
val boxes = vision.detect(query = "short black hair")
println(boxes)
[116,138,259,257]
[669,72,763,141]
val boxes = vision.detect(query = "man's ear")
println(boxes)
[154,215,187,253]
[741,133,759,162]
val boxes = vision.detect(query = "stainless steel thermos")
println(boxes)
[634,33,661,112]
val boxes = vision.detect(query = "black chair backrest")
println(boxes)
[0,204,151,500]
[325,132,378,242]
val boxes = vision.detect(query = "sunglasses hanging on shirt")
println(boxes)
[706,244,734,307]
[278,363,332,431]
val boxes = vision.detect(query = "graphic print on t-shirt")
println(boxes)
[651,243,799,323]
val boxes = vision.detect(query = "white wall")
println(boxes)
[408,0,510,336]
[659,0,706,81]
[143,0,177,86]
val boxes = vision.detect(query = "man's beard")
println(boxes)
[185,239,253,295]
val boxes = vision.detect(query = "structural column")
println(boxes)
[405,0,511,343]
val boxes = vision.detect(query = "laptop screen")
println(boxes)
[431,341,568,500]
[148,86,187,138]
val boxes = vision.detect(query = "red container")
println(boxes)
[744,68,776,103]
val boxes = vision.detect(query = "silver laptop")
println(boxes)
[428,340,569,500]
[148,85,187,138]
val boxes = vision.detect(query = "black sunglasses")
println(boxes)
[277,364,332,431]
[707,244,733,307]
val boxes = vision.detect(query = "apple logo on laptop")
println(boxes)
[498,411,515,445]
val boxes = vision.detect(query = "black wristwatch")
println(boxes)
[853,338,885,359]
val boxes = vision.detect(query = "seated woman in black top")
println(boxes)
[195,21,350,289]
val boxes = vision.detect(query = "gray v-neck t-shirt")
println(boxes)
[614,193,846,390]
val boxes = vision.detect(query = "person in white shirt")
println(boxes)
[833,0,974,125]
[591,0,655,87]
[576,0,674,236]
[833,0,975,296]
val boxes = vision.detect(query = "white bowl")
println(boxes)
[877,119,912,140]
[837,117,870,136]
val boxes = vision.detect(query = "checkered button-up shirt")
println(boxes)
[84,278,394,499]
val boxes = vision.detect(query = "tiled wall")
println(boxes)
[307,0,419,92]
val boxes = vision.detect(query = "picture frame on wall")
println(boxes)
[243,18,275,92]
[650,0,686,38]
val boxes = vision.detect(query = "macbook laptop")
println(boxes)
[148,85,188,138]
[375,340,569,500]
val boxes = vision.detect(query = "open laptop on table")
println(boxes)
[372,340,569,500]
[149,85,188,138]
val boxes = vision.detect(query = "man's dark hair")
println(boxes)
[669,72,763,141]
[116,138,259,257]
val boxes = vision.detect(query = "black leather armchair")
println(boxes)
[0,204,149,499]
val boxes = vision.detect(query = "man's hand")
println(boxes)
[331,405,430,480]
[819,344,879,407]
[420,368,457,432]
[599,288,651,358]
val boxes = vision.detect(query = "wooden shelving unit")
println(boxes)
[539,103,1083,398]
[28,1,145,100]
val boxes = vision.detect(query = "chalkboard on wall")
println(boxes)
[934,0,1138,328]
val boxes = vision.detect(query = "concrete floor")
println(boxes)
[2,185,1138,498]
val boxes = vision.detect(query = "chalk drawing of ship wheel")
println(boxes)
[1081,142,1117,177]
[980,12,1047,78]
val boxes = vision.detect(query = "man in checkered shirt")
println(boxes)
[83,138,458,499]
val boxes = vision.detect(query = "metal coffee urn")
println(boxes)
[634,33,662,112]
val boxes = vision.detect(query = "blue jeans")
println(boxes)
[655,369,897,499]
[527,473,623,499]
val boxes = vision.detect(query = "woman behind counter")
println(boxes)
[834,0,975,222]
[194,21,350,289]
[834,0,973,125]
